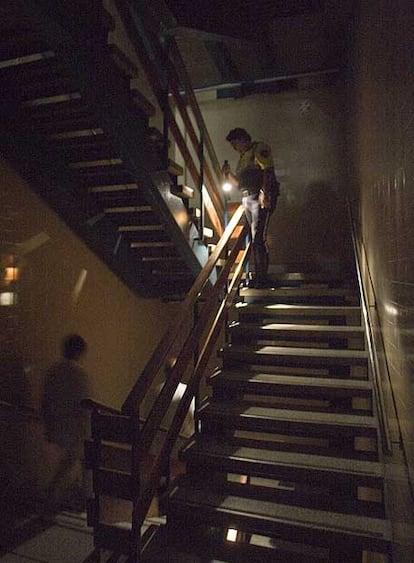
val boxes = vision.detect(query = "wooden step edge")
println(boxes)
[199,401,379,431]
[221,345,369,363]
[229,322,365,335]
[171,184,194,199]
[239,287,358,297]
[209,371,372,392]
[168,158,184,176]
[180,439,384,482]
[236,303,361,314]
[163,522,330,563]
[168,479,392,551]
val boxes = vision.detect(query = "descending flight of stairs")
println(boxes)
[0,0,204,298]
[152,274,393,562]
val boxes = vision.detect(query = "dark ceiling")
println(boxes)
[164,0,326,40]
[161,0,353,90]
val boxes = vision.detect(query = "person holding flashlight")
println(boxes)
[223,127,279,288]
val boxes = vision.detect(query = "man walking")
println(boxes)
[223,128,279,287]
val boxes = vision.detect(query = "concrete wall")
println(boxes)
[349,1,414,489]
[194,84,353,275]
[0,158,178,498]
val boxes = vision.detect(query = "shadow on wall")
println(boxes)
[299,181,353,277]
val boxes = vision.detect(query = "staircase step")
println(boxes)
[144,524,329,563]
[221,344,369,371]
[0,34,52,62]
[235,302,361,325]
[198,400,378,439]
[168,476,392,555]
[209,369,372,399]
[228,321,365,348]
[28,113,101,135]
[180,436,383,488]
[51,136,115,162]
[3,79,81,104]
[240,286,359,305]
[264,273,355,287]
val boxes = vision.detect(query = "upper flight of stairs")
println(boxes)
[159,274,393,562]
[0,0,205,298]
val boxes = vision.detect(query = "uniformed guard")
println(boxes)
[223,128,279,287]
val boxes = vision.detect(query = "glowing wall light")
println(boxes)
[0,292,17,306]
[4,267,19,283]
[226,528,238,542]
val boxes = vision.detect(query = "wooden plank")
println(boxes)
[240,286,358,300]
[160,522,328,563]
[198,400,378,437]
[168,476,392,553]
[209,370,372,398]
[221,345,369,369]
[229,322,364,338]
[180,436,383,487]
[91,411,135,444]
[236,303,361,324]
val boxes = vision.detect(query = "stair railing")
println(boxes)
[121,204,249,537]
[113,0,225,237]
[347,199,392,454]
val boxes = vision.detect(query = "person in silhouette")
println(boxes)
[42,334,90,510]
[223,127,279,287]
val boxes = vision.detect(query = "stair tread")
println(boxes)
[181,436,383,478]
[223,344,368,360]
[211,370,372,390]
[236,303,360,314]
[200,400,378,429]
[169,476,392,542]
[240,287,357,297]
[230,322,364,334]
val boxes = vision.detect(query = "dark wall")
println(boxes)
[349,1,414,492]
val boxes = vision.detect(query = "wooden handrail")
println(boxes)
[122,205,245,415]
[137,238,250,520]
[169,78,225,228]
[123,210,249,524]
[168,118,223,236]
[139,223,249,452]
[113,0,225,234]
[168,38,224,186]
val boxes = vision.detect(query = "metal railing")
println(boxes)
[347,199,392,454]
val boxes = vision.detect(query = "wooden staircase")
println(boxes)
[0,0,208,298]
[158,275,393,562]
